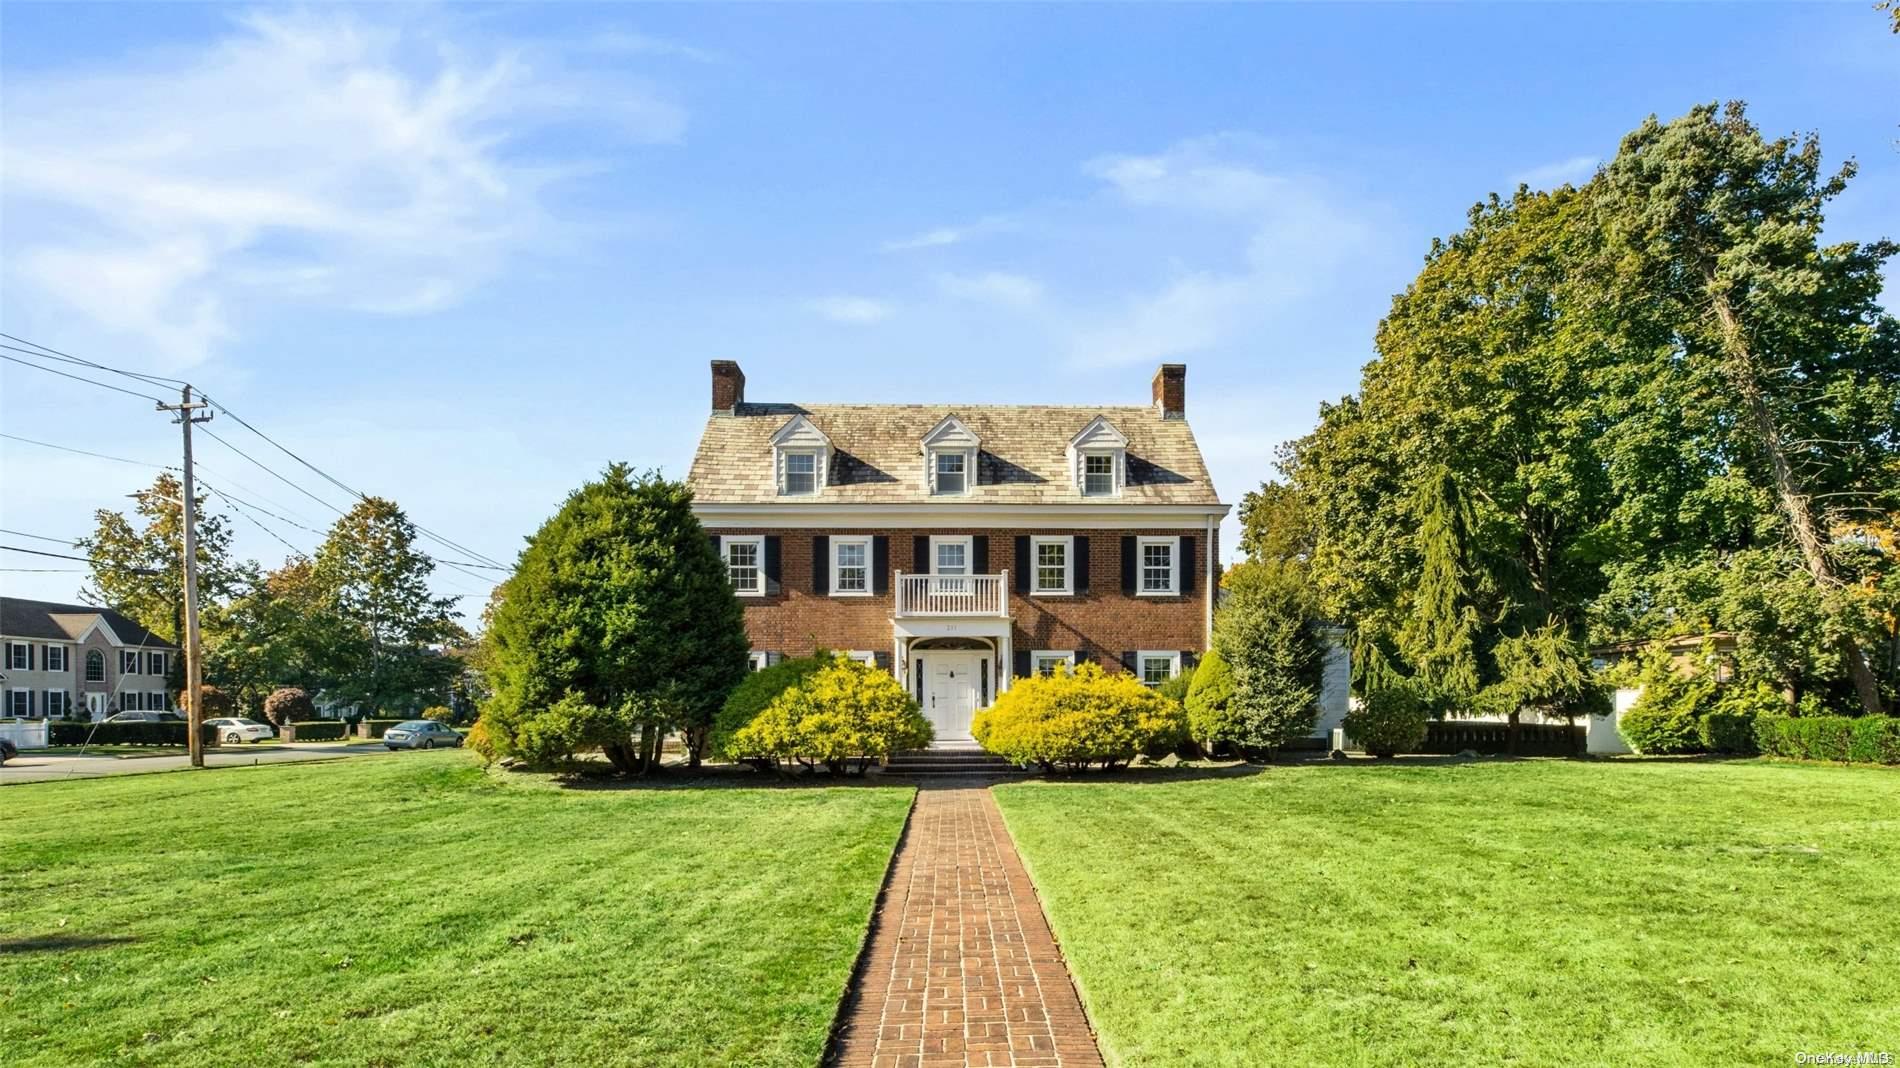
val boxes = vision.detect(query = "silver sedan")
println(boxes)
[383,720,464,750]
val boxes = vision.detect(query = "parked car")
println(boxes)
[205,717,276,744]
[0,738,17,765]
[101,710,185,724]
[384,720,463,750]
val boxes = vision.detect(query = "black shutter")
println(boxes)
[972,535,989,575]
[1180,535,1196,595]
[1014,536,1031,593]
[707,534,721,561]
[873,650,892,672]
[1121,536,1137,594]
[872,536,890,595]
[1182,650,1200,673]
[1073,536,1090,594]
[812,535,829,595]
[1013,649,1031,678]
[1073,648,1089,667]
[1121,650,1138,674]
[763,536,781,596]
[912,535,930,575]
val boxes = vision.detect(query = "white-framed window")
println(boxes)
[781,450,818,496]
[149,691,168,712]
[121,691,142,712]
[1138,651,1182,686]
[1032,536,1072,595]
[843,650,877,667]
[85,650,105,682]
[1032,650,1076,677]
[121,650,140,675]
[1082,453,1117,496]
[1138,536,1179,595]
[45,645,69,672]
[747,651,771,672]
[148,651,167,677]
[933,451,969,495]
[832,536,871,596]
[5,643,27,671]
[45,690,71,718]
[931,536,971,576]
[7,690,30,717]
[723,536,765,596]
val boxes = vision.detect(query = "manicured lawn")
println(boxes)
[1,754,913,1067]
[994,759,1900,1067]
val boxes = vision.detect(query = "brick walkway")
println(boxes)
[832,784,1104,1068]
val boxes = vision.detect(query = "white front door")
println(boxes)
[85,692,107,720]
[924,654,978,740]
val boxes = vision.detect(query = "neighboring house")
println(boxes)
[688,360,1228,744]
[0,597,179,721]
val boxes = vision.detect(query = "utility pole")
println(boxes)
[158,386,212,768]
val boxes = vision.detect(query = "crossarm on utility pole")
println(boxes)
[157,386,214,767]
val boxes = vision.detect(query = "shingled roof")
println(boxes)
[0,597,176,648]
[689,402,1221,506]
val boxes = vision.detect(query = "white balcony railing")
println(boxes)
[893,571,1009,617]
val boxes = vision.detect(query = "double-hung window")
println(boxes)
[122,692,143,712]
[121,650,141,675]
[148,651,167,677]
[932,537,970,595]
[149,691,168,712]
[1032,651,1076,677]
[724,536,764,596]
[1083,453,1115,496]
[7,690,30,717]
[45,690,70,718]
[45,645,69,672]
[933,451,967,495]
[1032,536,1071,595]
[832,537,871,595]
[5,643,27,671]
[1138,536,1178,595]
[782,451,817,495]
[1138,651,1181,687]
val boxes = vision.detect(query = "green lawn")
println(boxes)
[1,754,913,1067]
[994,759,1900,1067]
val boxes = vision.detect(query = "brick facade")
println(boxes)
[706,526,1214,675]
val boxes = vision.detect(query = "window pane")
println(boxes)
[837,541,867,591]
[936,543,966,575]
[784,453,816,494]
[935,452,965,494]
[1142,543,1174,591]
[726,542,760,592]
[1084,454,1114,495]
[1036,542,1066,590]
[1141,657,1173,685]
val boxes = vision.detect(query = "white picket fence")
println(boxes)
[0,720,51,749]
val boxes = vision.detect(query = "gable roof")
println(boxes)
[689,403,1220,506]
[0,597,177,649]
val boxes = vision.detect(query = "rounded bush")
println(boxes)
[262,687,316,726]
[421,704,454,724]
[181,684,234,719]
[972,662,1188,771]
[1344,683,1431,757]
[728,658,932,774]
[1183,649,1236,754]
[466,716,501,765]
[1618,705,1701,755]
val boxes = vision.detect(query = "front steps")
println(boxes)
[883,745,1032,778]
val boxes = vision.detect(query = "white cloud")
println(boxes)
[880,214,1014,253]
[1067,136,1376,367]
[808,295,894,324]
[0,8,683,367]
[937,271,1043,308]
[1509,154,1599,189]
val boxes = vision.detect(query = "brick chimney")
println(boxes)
[711,360,745,414]
[1152,363,1185,419]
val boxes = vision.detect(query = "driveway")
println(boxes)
[0,741,402,786]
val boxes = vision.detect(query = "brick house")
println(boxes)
[0,597,179,721]
[687,360,1227,743]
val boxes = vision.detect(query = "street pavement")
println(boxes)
[0,741,403,785]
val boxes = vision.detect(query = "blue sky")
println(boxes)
[3,3,1896,616]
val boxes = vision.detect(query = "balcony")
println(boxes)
[894,571,1009,618]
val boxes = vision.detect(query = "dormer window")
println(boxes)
[934,452,966,494]
[920,415,980,496]
[1068,416,1128,498]
[769,415,831,497]
[782,452,818,495]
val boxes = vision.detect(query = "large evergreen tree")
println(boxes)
[481,466,749,772]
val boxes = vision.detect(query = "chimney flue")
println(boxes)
[711,360,745,414]
[1152,363,1185,419]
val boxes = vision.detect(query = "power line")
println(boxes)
[2,544,95,563]
[0,567,84,573]
[0,351,170,404]
[0,332,189,387]
[0,432,173,469]
[0,528,79,545]
[198,425,351,517]
[199,480,326,537]
[207,486,308,559]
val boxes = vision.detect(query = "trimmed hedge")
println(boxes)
[1697,712,1758,755]
[286,720,349,741]
[973,662,1187,771]
[48,721,218,747]
[358,719,406,739]
[1419,720,1583,756]
[1755,715,1900,765]
[1344,683,1431,757]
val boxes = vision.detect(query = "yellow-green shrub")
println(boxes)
[972,662,1187,771]
[728,658,932,774]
